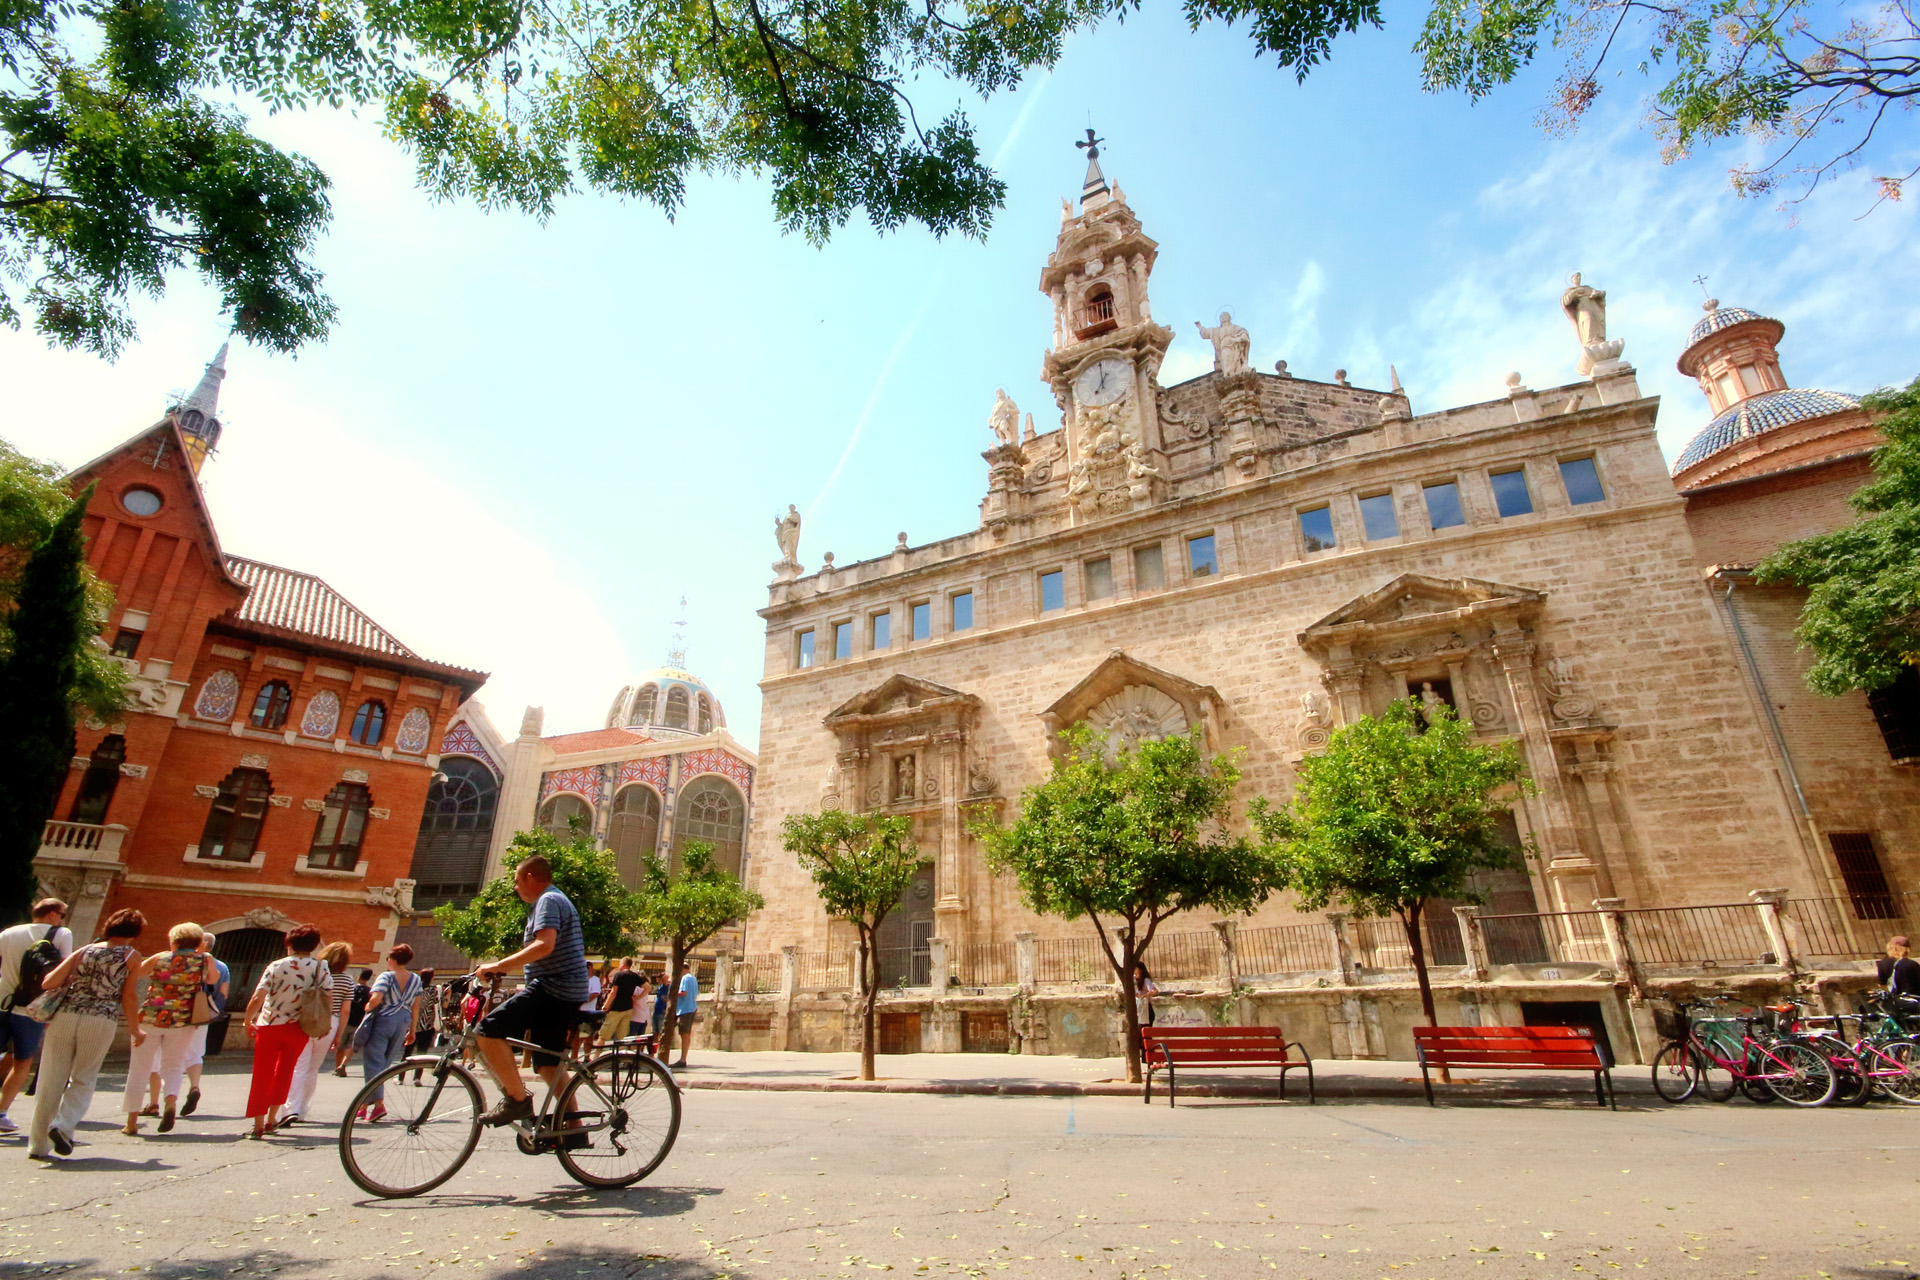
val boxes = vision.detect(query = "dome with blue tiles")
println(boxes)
[1688,303,1775,348]
[605,667,726,736]
[1673,387,1863,472]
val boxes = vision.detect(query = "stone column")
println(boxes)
[928,937,950,998]
[1749,888,1796,972]
[715,952,733,1002]
[1327,913,1359,986]
[1015,931,1037,992]
[775,944,798,1052]
[1210,919,1237,986]
[1323,659,1368,726]
[1490,629,1591,908]
[1453,905,1490,981]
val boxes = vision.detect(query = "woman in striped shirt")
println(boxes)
[282,941,356,1127]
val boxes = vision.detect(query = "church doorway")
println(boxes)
[875,863,935,988]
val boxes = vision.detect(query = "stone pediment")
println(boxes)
[1040,651,1221,757]
[1299,574,1545,652]
[824,675,978,727]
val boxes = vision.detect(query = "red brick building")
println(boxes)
[35,346,485,998]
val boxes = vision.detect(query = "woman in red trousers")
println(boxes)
[241,923,326,1139]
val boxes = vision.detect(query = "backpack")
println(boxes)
[11,927,63,1010]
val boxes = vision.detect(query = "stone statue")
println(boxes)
[1082,402,1125,454]
[1299,690,1329,727]
[774,504,802,557]
[1123,442,1160,480]
[1195,311,1251,375]
[1419,682,1446,725]
[1065,459,1094,510]
[894,755,916,800]
[519,705,544,738]
[989,388,1021,447]
[1561,272,1626,375]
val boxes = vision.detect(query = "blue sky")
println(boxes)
[7,8,1918,747]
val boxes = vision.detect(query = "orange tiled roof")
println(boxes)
[544,728,656,755]
[224,556,416,658]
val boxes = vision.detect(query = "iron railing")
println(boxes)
[1616,903,1774,966]
[1146,930,1217,982]
[1235,923,1338,976]
[732,953,782,994]
[955,941,1016,988]
[1033,935,1109,984]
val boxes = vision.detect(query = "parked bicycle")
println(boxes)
[338,973,681,1198]
[1650,996,1836,1107]
[1798,991,1920,1106]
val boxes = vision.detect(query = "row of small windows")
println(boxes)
[535,777,747,888]
[1298,456,1606,554]
[626,684,715,733]
[795,592,974,669]
[195,767,375,869]
[1038,537,1204,614]
[241,679,389,744]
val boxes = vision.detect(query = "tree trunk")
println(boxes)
[1117,933,1142,1084]
[859,925,878,1081]
[1402,904,1448,1083]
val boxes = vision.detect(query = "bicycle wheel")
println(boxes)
[1874,1040,1920,1104]
[1739,1076,1776,1104]
[1759,1040,1838,1108]
[1694,1050,1737,1103]
[1650,1042,1697,1103]
[553,1050,681,1189]
[339,1057,485,1198]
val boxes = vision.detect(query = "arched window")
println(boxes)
[607,786,661,888]
[539,794,593,841]
[250,681,292,730]
[68,734,126,825]
[672,776,745,877]
[629,685,658,726]
[697,694,713,734]
[664,686,690,730]
[199,767,273,862]
[308,781,372,869]
[349,700,387,745]
[407,758,499,909]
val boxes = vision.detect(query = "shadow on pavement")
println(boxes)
[21,1245,734,1280]
[343,1184,725,1219]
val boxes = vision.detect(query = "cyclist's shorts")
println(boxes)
[477,986,574,1069]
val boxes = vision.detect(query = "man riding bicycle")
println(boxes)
[472,856,588,1128]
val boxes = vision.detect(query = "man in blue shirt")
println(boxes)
[179,932,229,1116]
[669,961,698,1069]
[474,856,589,1127]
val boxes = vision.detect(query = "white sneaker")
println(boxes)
[0,1113,17,1134]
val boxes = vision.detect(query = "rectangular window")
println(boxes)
[1039,570,1065,613]
[1133,544,1165,591]
[871,612,890,650]
[951,591,973,632]
[109,629,143,659]
[833,620,853,660]
[1299,505,1336,553]
[911,601,931,641]
[1358,493,1400,541]
[795,630,816,669]
[1424,480,1466,529]
[1187,534,1218,578]
[1867,665,1920,763]
[1560,456,1606,505]
[1829,832,1897,920]
[1490,467,1534,517]
[1084,557,1114,601]
[1739,365,1765,396]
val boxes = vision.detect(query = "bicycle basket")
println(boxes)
[1652,1005,1688,1043]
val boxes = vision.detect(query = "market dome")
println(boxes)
[604,667,725,736]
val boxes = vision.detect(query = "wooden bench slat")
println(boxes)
[1139,1026,1315,1108]
[1411,1025,1615,1110]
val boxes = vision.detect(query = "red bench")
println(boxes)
[1411,1025,1615,1108]
[1140,1026,1315,1107]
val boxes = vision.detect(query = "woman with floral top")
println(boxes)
[123,922,216,1136]
[27,909,146,1160]
[242,924,327,1139]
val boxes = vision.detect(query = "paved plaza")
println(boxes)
[2,1053,1914,1280]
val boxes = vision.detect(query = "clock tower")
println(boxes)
[1039,133,1175,518]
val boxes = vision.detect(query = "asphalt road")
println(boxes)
[2,1059,1915,1280]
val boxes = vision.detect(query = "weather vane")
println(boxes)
[1076,127,1104,163]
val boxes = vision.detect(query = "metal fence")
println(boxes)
[1477,910,1607,965]
[1146,930,1217,982]
[1236,923,1338,975]
[956,941,1016,988]
[1616,903,1774,966]
[795,948,854,990]
[1783,895,1920,959]
[1033,935,1109,984]
[732,953,782,994]
[1347,917,1414,970]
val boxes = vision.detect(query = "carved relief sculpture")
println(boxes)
[1195,311,1251,375]
[1085,685,1188,756]
[1295,690,1333,751]
[1537,650,1598,723]
[894,754,916,801]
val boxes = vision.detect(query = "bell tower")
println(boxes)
[1038,132,1175,517]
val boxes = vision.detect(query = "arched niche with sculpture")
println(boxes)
[1038,650,1222,760]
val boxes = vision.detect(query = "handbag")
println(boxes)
[295,958,333,1038]
[21,988,62,1023]
[190,987,216,1026]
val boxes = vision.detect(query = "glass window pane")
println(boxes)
[871,612,890,649]
[951,592,973,631]
[833,621,853,659]
[1739,365,1765,395]
[796,630,815,669]
[1299,506,1336,552]
[1133,545,1164,590]
[1039,570,1064,612]
[1560,456,1605,505]
[1490,467,1534,517]
[1424,481,1466,529]
[1358,493,1399,541]
[911,602,930,640]
[1084,557,1113,601]
[1187,535,1218,577]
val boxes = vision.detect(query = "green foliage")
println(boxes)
[434,826,642,958]
[1756,375,1920,695]
[632,841,766,971]
[973,725,1285,1080]
[0,487,92,922]
[1256,697,1530,1023]
[781,808,919,1079]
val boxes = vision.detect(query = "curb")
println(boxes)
[677,1076,1650,1101]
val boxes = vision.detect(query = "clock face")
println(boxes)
[1073,358,1132,407]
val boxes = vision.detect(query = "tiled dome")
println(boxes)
[1673,387,1863,472]
[605,668,726,734]
[1688,304,1773,348]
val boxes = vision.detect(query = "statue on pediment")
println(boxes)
[989,389,1021,447]
[1195,311,1251,375]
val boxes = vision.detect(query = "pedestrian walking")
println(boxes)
[241,924,327,1139]
[1878,936,1920,996]
[668,961,698,1069]
[405,969,438,1085]
[571,965,605,1054]
[601,958,642,1043]
[123,923,216,1135]
[26,909,145,1159]
[0,898,72,1134]
[335,968,373,1076]
[649,971,671,1039]
[283,942,354,1125]
[352,945,422,1123]
[176,931,229,1118]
